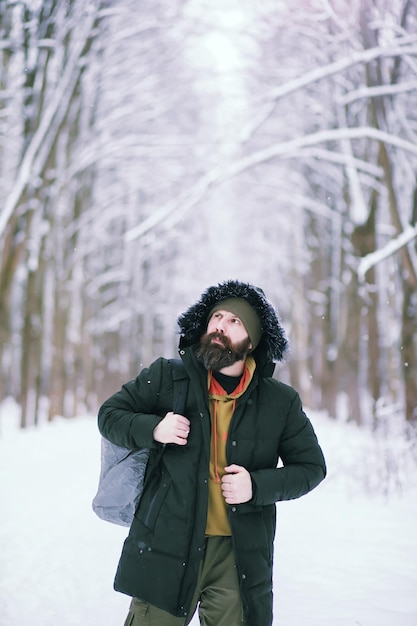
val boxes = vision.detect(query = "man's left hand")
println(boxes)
[221,464,252,504]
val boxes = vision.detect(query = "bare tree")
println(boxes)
[0,0,106,426]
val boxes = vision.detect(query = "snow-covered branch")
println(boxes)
[0,8,100,239]
[338,80,417,105]
[358,223,417,281]
[125,126,417,243]
[240,39,417,142]
[268,40,417,102]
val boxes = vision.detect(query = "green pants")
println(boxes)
[123,536,246,626]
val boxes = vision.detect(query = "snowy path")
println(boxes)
[1,409,416,626]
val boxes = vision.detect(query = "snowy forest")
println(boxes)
[1,0,417,434]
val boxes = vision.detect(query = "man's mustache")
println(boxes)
[207,332,230,349]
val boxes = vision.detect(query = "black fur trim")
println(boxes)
[177,280,288,361]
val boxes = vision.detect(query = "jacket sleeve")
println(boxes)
[250,391,326,505]
[97,358,170,450]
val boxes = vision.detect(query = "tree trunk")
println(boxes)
[0,219,25,402]
[48,282,69,420]
[20,264,44,428]
[402,193,417,422]
[335,266,363,424]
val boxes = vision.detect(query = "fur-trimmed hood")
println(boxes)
[177,280,288,362]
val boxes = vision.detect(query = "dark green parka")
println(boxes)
[98,281,326,626]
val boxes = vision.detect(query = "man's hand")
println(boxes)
[153,412,190,445]
[221,464,252,504]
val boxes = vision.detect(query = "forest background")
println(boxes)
[0,0,416,452]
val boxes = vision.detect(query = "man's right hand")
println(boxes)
[153,412,190,445]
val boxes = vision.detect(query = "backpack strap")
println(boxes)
[169,358,189,415]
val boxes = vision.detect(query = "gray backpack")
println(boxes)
[92,359,189,526]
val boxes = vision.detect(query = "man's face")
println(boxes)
[206,310,251,346]
[195,310,252,371]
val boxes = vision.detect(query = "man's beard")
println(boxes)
[195,332,251,371]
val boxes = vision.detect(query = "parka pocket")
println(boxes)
[232,507,273,563]
[138,474,171,530]
[134,469,192,559]
[152,510,193,559]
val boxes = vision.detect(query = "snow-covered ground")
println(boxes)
[1,398,416,626]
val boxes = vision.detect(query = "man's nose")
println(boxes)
[215,320,225,333]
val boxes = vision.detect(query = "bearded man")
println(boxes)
[98,280,326,626]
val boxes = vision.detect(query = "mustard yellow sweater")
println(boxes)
[205,356,256,536]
